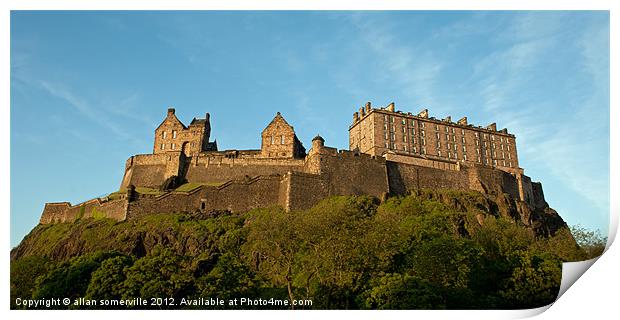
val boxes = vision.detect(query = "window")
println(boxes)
[464,154,467,161]
[478,156,481,163]
[501,144,504,150]
[462,137,465,143]
[411,120,415,126]
[404,145,407,152]
[270,136,274,145]
[436,124,439,131]
[476,149,480,154]
[436,133,440,139]
[411,128,416,135]
[454,144,457,151]
[390,133,395,141]
[452,135,456,142]
[445,126,449,133]
[413,146,417,153]
[391,117,394,123]
[508,153,511,160]
[502,152,505,159]
[509,161,513,167]
[421,130,425,137]
[438,150,442,156]
[422,138,426,146]
[385,142,389,148]
[463,146,467,152]
[160,143,165,150]
[437,141,441,148]
[402,126,406,134]
[452,128,455,133]
[503,160,506,166]
[476,140,479,146]
[421,122,425,128]
[172,130,177,139]
[385,132,388,140]
[402,119,406,125]
[491,135,495,141]
[494,159,497,166]
[171,143,175,150]
[403,135,407,142]
[454,152,458,160]
[461,129,465,135]
[507,145,511,151]
[162,132,167,139]
[475,132,479,138]
[500,137,504,143]
[422,146,426,154]
[384,115,388,122]
[281,135,285,144]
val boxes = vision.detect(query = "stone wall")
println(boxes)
[312,149,389,198]
[40,198,127,224]
[125,175,284,219]
[284,172,329,211]
[184,155,305,184]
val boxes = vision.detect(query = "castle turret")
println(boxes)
[312,134,325,150]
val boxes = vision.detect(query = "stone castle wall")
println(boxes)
[40,198,127,224]
[40,150,543,224]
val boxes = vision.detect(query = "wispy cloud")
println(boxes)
[469,13,609,215]
[38,80,146,146]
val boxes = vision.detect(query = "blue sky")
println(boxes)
[10,11,609,247]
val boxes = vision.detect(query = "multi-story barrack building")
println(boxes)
[349,102,519,173]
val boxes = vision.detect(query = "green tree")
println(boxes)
[122,245,194,304]
[84,255,135,301]
[570,225,607,259]
[31,251,120,308]
[10,256,53,309]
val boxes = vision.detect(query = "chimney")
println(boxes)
[353,112,359,122]
[365,101,371,113]
[205,112,210,121]
[457,116,468,125]
[359,107,365,117]
[418,109,429,118]
[167,108,175,116]
[486,123,497,131]
[444,116,452,123]
[387,102,395,112]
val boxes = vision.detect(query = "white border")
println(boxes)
[3,1,617,319]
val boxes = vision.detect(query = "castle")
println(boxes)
[39,102,547,224]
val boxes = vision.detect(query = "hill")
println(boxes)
[11,190,589,310]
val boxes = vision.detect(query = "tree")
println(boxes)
[122,245,194,304]
[85,255,134,301]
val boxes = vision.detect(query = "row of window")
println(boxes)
[161,130,178,139]
[382,116,512,147]
[160,143,177,150]
[269,135,286,145]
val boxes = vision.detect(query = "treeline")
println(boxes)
[10,192,604,310]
